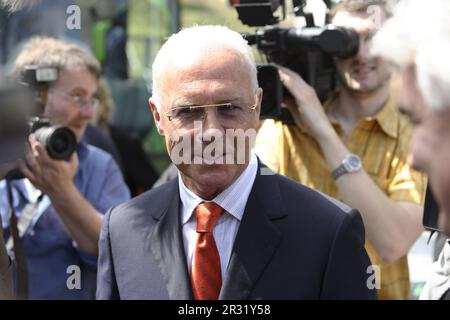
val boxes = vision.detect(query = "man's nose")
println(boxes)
[202,108,224,131]
[200,108,225,141]
[356,38,371,60]
[79,104,96,118]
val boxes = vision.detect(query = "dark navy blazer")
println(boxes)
[97,162,377,300]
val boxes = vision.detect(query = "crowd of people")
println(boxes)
[1,0,450,300]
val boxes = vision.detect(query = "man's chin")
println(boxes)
[186,162,237,175]
[179,163,242,190]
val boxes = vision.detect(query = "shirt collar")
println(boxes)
[179,152,258,225]
[325,92,399,139]
[372,95,399,138]
[0,179,28,203]
[76,141,89,162]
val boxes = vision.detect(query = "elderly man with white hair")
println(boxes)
[96,24,376,300]
[372,0,450,300]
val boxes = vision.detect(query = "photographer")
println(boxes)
[255,0,426,299]
[372,0,450,300]
[0,37,130,299]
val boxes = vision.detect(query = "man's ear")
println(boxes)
[149,97,164,136]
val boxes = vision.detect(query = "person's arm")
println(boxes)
[278,65,423,262]
[19,136,102,255]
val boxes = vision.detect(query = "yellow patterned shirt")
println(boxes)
[254,95,426,300]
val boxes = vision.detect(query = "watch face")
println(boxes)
[344,154,362,172]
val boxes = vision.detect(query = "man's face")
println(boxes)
[400,66,450,236]
[45,68,98,142]
[150,50,262,199]
[332,9,391,93]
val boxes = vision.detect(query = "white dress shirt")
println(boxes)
[179,152,258,281]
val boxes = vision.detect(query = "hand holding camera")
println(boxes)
[278,65,335,140]
[18,134,78,197]
[1,66,77,181]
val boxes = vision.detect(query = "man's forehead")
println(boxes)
[167,49,245,74]
[162,78,249,106]
[54,68,97,89]
[332,10,384,33]
[161,58,251,90]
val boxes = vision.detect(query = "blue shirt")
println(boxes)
[1,142,130,299]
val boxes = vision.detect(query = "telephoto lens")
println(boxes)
[34,126,76,161]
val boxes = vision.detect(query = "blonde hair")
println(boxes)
[372,0,450,110]
[13,36,101,80]
[94,78,114,130]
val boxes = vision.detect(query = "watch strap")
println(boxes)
[331,164,347,179]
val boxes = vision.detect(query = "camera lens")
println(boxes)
[34,126,76,160]
[51,133,69,153]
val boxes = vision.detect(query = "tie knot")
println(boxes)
[195,202,223,233]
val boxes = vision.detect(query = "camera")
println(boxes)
[2,65,77,180]
[28,117,77,160]
[232,0,360,123]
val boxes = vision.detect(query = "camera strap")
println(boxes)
[6,181,28,299]
[5,193,44,252]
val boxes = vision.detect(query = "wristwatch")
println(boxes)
[331,154,362,180]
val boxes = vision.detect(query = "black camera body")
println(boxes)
[232,0,359,122]
[2,65,77,180]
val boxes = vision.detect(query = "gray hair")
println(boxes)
[151,25,258,107]
[372,0,450,111]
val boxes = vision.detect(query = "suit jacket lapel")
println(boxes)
[220,163,285,300]
[149,178,193,300]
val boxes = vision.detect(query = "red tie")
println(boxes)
[190,202,223,300]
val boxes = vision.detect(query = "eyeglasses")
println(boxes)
[49,91,100,109]
[164,102,257,127]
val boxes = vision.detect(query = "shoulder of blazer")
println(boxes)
[108,178,179,224]
[256,163,356,221]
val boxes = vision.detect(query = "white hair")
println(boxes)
[0,0,39,12]
[372,0,450,111]
[151,25,258,107]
